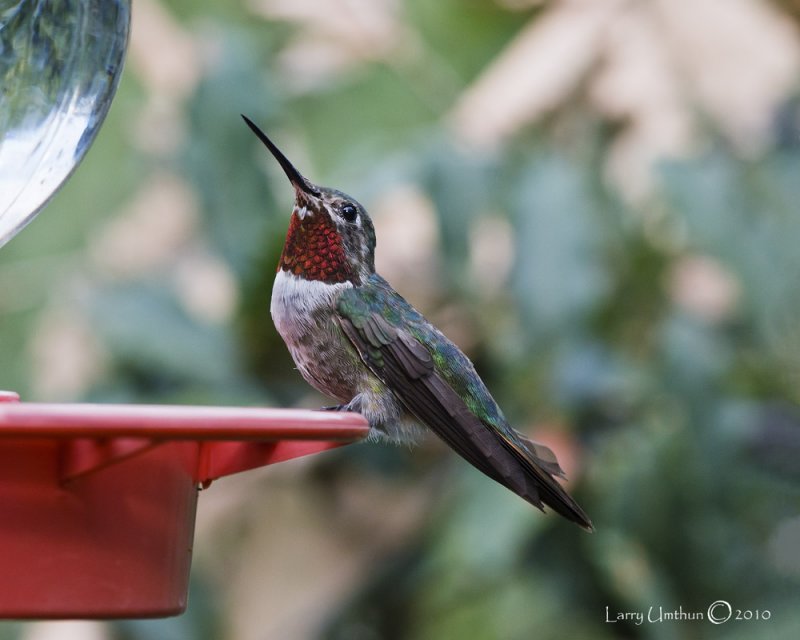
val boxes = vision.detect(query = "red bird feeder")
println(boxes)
[0,391,368,619]
[0,0,371,620]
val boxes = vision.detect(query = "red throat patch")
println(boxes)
[278,211,355,283]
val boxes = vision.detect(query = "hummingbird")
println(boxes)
[243,115,593,530]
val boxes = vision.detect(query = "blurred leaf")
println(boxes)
[88,282,239,388]
[662,150,800,347]
[420,138,495,289]
[406,0,532,84]
[510,155,611,339]
[183,30,284,278]
[658,311,731,395]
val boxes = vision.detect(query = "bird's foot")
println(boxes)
[319,394,365,414]
[318,404,347,412]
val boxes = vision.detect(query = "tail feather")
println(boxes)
[517,434,567,478]
[506,436,594,531]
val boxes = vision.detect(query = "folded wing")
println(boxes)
[336,302,593,531]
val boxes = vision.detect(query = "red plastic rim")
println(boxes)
[0,401,368,441]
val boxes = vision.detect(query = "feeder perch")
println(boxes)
[0,391,368,619]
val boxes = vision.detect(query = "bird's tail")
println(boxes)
[502,432,594,531]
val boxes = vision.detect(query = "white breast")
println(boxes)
[270,270,352,347]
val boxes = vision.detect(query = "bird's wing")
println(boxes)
[336,285,592,530]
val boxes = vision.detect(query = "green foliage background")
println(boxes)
[2,1,800,638]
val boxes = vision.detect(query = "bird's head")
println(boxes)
[243,115,376,286]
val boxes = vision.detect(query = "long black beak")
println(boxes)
[241,115,319,196]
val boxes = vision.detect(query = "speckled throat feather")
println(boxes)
[278,211,358,284]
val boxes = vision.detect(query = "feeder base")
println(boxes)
[0,439,197,618]
[0,396,368,619]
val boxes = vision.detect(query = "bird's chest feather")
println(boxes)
[270,269,352,341]
[270,270,359,398]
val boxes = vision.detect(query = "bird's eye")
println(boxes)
[340,203,358,223]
